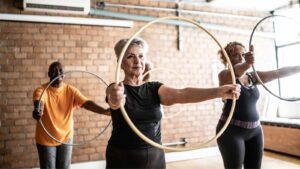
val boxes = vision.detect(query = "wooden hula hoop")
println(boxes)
[115,16,236,151]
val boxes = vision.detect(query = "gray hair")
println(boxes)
[114,37,149,59]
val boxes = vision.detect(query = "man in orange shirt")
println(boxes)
[32,61,110,169]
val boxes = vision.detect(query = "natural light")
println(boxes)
[275,8,300,99]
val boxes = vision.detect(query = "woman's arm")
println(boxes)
[233,62,252,77]
[218,62,251,86]
[158,84,240,106]
[252,65,300,84]
[219,46,254,85]
[219,63,251,85]
[82,100,111,116]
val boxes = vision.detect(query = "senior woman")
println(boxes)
[105,37,241,169]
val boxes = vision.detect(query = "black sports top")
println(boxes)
[222,73,260,122]
[108,81,163,148]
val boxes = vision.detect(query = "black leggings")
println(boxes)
[216,122,264,169]
[106,145,166,169]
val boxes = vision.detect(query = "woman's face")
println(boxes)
[121,44,146,77]
[229,45,245,66]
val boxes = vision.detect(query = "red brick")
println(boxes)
[0,1,273,167]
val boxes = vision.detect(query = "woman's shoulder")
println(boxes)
[145,81,163,87]
[218,69,234,85]
[218,69,230,78]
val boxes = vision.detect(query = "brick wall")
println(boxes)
[0,0,273,168]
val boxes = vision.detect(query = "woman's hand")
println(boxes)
[106,83,126,110]
[244,45,255,66]
[219,84,241,100]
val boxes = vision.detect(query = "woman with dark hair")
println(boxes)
[216,42,300,169]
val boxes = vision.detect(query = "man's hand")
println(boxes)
[32,101,44,121]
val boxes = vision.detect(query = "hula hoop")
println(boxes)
[38,70,111,146]
[115,16,236,151]
[142,67,187,119]
[249,14,300,101]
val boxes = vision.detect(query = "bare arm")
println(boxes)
[233,62,252,78]
[158,84,240,106]
[219,62,251,86]
[218,64,249,85]
[251,66,300,84]
[82,100,111,116]
[219,46,254,85]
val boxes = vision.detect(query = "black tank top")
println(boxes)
[222,73,260,121]
[108,81,163,148]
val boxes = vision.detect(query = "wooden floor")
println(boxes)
[167,151,300,169]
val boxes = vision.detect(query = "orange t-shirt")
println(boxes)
[33,82,88,146]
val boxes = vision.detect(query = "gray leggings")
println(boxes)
[36,138,73,169]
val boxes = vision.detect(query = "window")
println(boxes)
[274,8,300,119]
